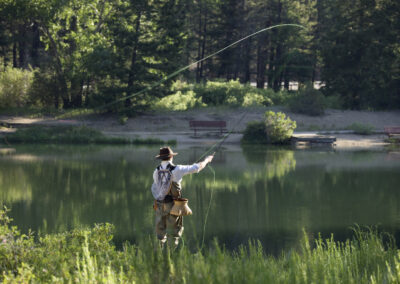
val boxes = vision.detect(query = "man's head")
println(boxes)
[155,147,178,161]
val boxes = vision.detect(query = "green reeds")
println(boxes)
[1,208,400,283]
[4,126,176,145]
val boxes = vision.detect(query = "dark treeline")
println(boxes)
[0,0,399,111]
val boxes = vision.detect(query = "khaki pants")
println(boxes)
[155,201,183,246]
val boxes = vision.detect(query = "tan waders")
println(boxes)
[154,181,183,247]
[155,201,183,247]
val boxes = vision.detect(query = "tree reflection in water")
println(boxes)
[1,145,400,254]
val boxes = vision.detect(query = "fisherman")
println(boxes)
[152,146,214,247]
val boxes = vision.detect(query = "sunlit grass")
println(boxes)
[0,207,399,283]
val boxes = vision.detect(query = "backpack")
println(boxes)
[151,164,176,200]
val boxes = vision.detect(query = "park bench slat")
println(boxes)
[384,126,400,137]
[189,120,227,137]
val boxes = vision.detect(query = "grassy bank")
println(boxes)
[1,209,400,283]
[3,126,176,145]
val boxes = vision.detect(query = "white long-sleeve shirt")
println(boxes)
[152,161,201,187]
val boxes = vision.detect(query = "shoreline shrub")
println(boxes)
[265,111,297,144]
[345,123,375,135]
[241,121,268,144]
[241,111,297,144]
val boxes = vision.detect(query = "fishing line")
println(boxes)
[195,109,250,163]
[58,24,305,118]
[197,108,250,250]
[200,164,215,250]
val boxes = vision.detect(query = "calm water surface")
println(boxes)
[1,144,400,253]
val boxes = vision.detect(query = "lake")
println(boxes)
[1,144,400,254]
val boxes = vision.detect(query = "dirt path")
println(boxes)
[1,107,399,149]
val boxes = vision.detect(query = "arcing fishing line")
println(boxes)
[58,24,305,118]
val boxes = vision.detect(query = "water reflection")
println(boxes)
[0,145,400,254]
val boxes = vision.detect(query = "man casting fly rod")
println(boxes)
[151,147,214,247]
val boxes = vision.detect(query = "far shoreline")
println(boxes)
[1,108,399,150]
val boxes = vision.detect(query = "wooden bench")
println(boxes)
[384,126,400,137]
[189,120,227,137]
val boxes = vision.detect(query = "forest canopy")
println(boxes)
[0,0,399,111]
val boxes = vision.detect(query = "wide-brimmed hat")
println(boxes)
[155,147,178,159]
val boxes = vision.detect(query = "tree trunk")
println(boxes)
[31,22,40,67]
[196,0,203,82]
[41,26,70,108]
[12,40,17,67]
[199,7,207,81]
[18,24,26,68]
[273,44,282,91]
[126,11,142,107]
[242,38,251,83]
[267,48,275,89]
[256,42,266,89]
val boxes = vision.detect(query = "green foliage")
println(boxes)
[241,112,297,144]
[385,137,400,144]
[265,111,297,144]
[29,69,60,108]
[346,123,375,135]
[5,126,129,144]
[119,115,128,125]
[5,126,177,145]
[0,208,400,283]
[241,121,268,144]
[242,92,272,107]
[167,80,283,110]
[318,0,400,109]
[132,138,177,146]
[1,0,399,112]
[289,85,326,116]
[195,80,277,107]
[154,90,206,111]
[323,95,345,110]
[0,67,33,108]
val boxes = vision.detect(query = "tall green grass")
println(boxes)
[4,126,176,145]
[1,208,400,283]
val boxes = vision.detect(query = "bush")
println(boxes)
[29,69,60,108]
[0,67,33,108]
[324,94,344,109]
[154,90,206,110]
[346,123,375,135]
[242,92,272,107]
[241,112,297,144]
[289,84,325,116]
[194,80,237,105]
[241,121,268,144]
[265,111,297,144]
[170,80,281,108]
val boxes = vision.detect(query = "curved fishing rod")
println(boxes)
[58,24,305,118]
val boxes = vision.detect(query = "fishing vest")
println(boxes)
[152,163,181,201]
